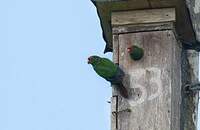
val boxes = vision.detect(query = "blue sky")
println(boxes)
[0,0,200,130]
[0,0,112,130]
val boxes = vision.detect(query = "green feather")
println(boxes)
[130,45,144,60]
[89,56,118,79]
[88,55,129,98]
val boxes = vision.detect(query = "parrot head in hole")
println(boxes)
[127,45,144,61]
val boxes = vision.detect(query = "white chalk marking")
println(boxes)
[128,67,163,107]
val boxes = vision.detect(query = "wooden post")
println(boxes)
[111,8,199,130]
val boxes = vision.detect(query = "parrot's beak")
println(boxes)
[127,47,131,53]
[87,57,91,64]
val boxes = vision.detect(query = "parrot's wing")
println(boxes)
[94,58,118,79]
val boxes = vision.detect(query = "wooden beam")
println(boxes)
[112,22,174,34]
[111,8,175,26]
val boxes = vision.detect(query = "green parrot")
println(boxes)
[127,45,144,60]
[88,55,128,98]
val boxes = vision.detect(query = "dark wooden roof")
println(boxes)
[92,0,199,53]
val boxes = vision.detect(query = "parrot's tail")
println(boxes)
[116,83,129,98]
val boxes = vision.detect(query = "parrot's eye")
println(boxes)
[88,57,93,61]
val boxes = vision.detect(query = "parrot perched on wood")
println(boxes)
[88,55,129,98]
[127,45,144,61]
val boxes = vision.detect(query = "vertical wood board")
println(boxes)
[112,30,182,130]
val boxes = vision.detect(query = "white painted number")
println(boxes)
[128,67,163,107]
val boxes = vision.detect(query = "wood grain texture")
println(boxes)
[187,50,199,129]
[180,50,199,130]
[112,30,182,130]
[111,96,117,130]
[183,0,200,127]
[112,22,174,34]
[111,8,175,26]
[171,32,182,130]
[112,35,119,130]
[113,35,119,64]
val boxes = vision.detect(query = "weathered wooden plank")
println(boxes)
[171,32,182,130]
[113,35,119,63]
[111,8,175,26]
[186,50,199,129]
[112,34,120,97]
[111,96,117,130]
[113,30,181,130]
[180,50,199,130]
[112,22,174,34]
[183,0,200,127]
[112,35,119,130]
